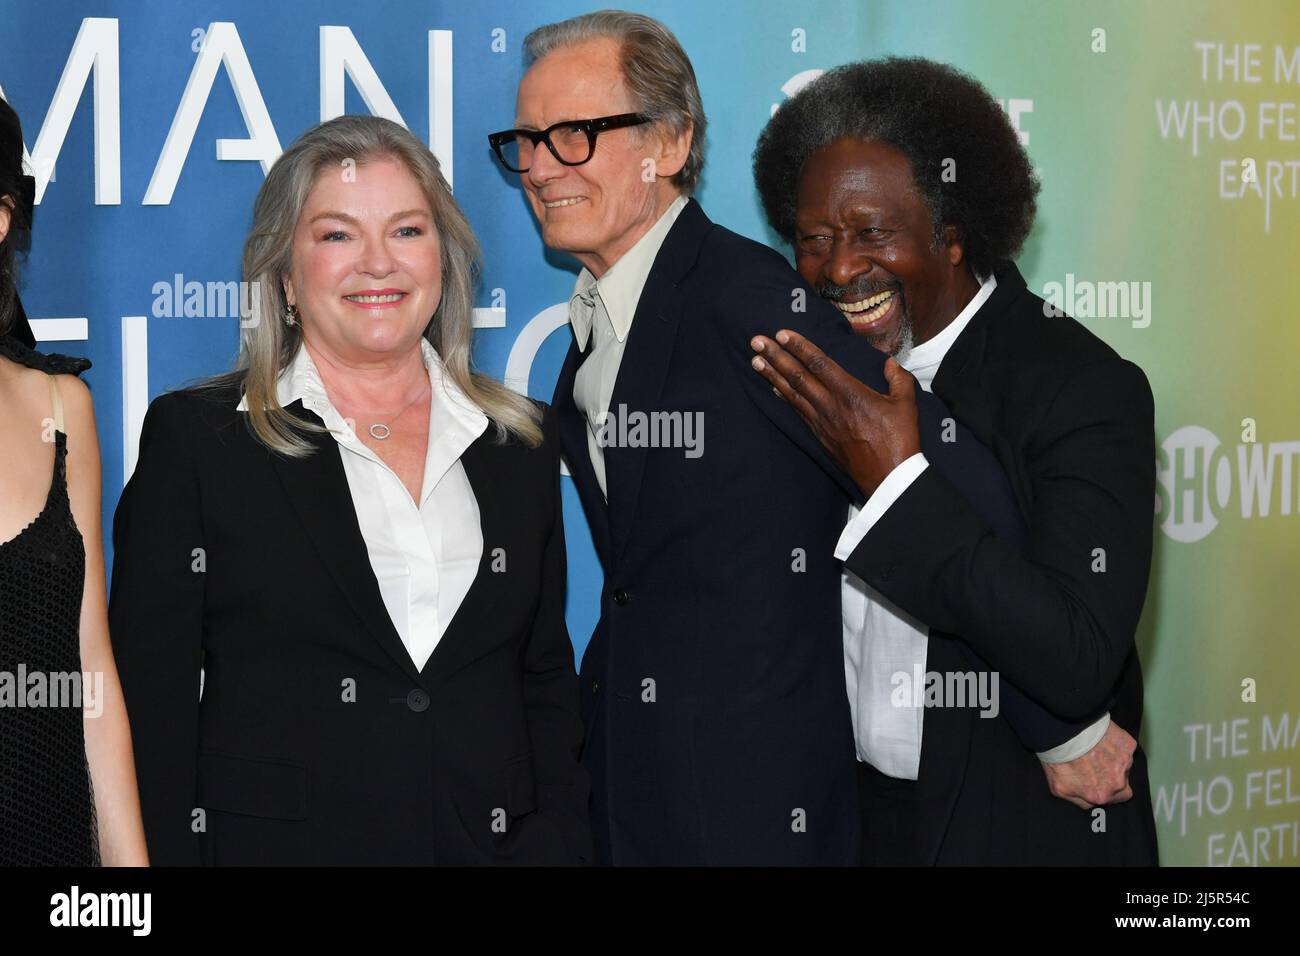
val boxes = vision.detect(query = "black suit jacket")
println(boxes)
[108,382,593,865]
[553,200,1037,865]
[845,262,1160,865]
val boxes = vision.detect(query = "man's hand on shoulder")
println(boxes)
[749,329,920,496]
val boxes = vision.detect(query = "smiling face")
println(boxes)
[284,155,442,363]
[513,36,687,278]
[794,136,976,355]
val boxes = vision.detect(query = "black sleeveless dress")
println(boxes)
[0,335,100,865]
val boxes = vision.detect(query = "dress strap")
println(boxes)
[46,373,65,434]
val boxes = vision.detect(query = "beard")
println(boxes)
[878,310,914,363]
[818,277,913,359]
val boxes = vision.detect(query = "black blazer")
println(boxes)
[845,262,1160,865]
[108,382,593,865]
[553,200,1033,865]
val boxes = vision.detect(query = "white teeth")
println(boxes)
[344,294,404,303]
[833,289,895,314]
[833,290,896,325]
[544,197,584,207]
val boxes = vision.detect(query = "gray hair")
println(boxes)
[192,114,542,455]
[523,9,706,194]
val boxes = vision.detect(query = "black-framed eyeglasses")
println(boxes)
[488,113,650,173]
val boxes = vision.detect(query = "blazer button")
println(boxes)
[592,680,600,696]
[613,588,630,606]
[406,689,430,712]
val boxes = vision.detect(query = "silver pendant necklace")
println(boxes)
[363,384,430,440]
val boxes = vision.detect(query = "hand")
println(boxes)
[750,330,921,496]
[1041,720,1136,810]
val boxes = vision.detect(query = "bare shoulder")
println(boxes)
[53,371,96,425]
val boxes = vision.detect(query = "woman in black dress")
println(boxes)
[0,98,147,865]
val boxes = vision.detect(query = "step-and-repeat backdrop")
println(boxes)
[3,0,1297,866]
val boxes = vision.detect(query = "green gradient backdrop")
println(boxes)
[696,0,1300,866]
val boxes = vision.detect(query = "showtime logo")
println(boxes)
[1157,425,1300,542]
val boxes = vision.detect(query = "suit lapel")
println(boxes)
[931,300,993,443]
[417,432,500,683]
[932,262,1034,515]
[269,400,424,685]
[604,281,685,567]
[553,337,612,565]
[602,199,709,567]
[932,261,1034,437]
[270,401,526,690]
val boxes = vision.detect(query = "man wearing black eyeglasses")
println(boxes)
[492,12,1029,868]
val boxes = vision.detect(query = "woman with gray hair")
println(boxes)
[108,115,592,865]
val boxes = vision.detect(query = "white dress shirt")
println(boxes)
[569,194,688,500]
[834,274,1110,778]
[236,337,487,671]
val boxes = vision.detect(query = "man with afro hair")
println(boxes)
[749,57,1159,865]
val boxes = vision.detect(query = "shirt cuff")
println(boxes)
[1037,713,1112,764]
[834,453,929,560]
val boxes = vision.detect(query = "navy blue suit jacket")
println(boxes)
[552,200,1088,865]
